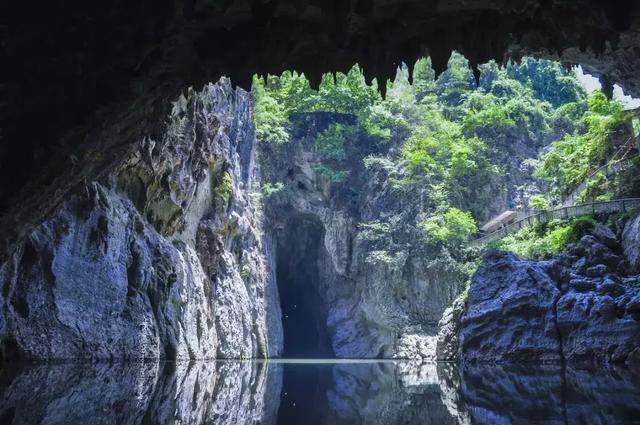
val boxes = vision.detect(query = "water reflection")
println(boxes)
[0,359,639,424]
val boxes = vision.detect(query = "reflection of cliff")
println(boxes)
[0,361,282,425]
[1,360,639,424]
[437,363,640,425]
[326,361,457,425]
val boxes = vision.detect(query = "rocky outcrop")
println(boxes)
[0,80,282,360]
[436,294,467,361]
[260,114,465,359]
[623,213,640,272]
[0,80,460,361]
[459,251,563,362]
[438,220,640,363]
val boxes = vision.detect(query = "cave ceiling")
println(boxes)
[1,0,640,217]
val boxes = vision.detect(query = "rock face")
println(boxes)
[0,82,459,361]
[260,114,464,359]
[459,251,563,362]
[438,222,640,363]
[0,80,282,360]
[623,213,640,272]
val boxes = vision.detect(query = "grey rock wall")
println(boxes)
[437,220,640,364]
[260,115,465,360]
[0,80,282,360]
[0,81,466,361]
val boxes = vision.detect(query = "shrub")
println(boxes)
[314,165,349,182]
[358,221,392,241]
[492,216,598,259]
[529,195,549,210]
[315,123,359,161]
[261,182,285,196]
[420,207,478,245]
[212,172,233,211]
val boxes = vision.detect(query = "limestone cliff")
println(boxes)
[438,216,640,363]
[260,113,465,359]
[0,81,464,361]
[0,80,282,360]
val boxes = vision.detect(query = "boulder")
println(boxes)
[598,279,625,297]
[572,257,588,275]
[623,214,640,273]
[591,225,620,251]
[569,278,597,292]
[627,296,640,315]
[579,235,621,270]
[585,264,608,278]
[458,250,562,363]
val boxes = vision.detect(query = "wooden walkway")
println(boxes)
[469,198,640,247]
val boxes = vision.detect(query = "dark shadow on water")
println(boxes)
[0,360,640,424]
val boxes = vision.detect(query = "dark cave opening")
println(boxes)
[276,214,334,358]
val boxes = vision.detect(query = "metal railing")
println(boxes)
[562,136,638,207]
[469,198,640,247]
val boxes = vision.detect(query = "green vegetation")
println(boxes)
[419,208,478,246]
[253,53,638,277]
[261,182,285,196]
[529,195,550,211]
[535,91,630,202]
[492,216,598,259]
[209,157,233,212]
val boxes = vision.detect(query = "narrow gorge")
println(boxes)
[0,77,466,361]
[4,2,640,422]
[0,54,640,361]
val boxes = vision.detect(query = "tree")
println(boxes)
[316,65,380,114]
[507,58,587,107]
[420,207,478,246]
[435,52,476,119]
[253,76,290,144]
[536,91,629,198]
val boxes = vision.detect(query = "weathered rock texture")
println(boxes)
[0,81,457,361]
[438,219,640,363]
[260,114,463,359]
[4,0,640,241]
[0,80,282,360]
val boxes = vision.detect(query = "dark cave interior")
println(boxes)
[276,214,335,358]
[3,0,640,249]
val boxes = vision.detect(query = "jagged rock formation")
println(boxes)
[0,81,460,361]
[4,0,640,231]
[260,114,463,359]
[438,218,640,363]
[0,80,282,360]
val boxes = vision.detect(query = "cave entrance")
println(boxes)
[276,214,334,358]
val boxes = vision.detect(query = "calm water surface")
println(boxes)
[0,359,639,424]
